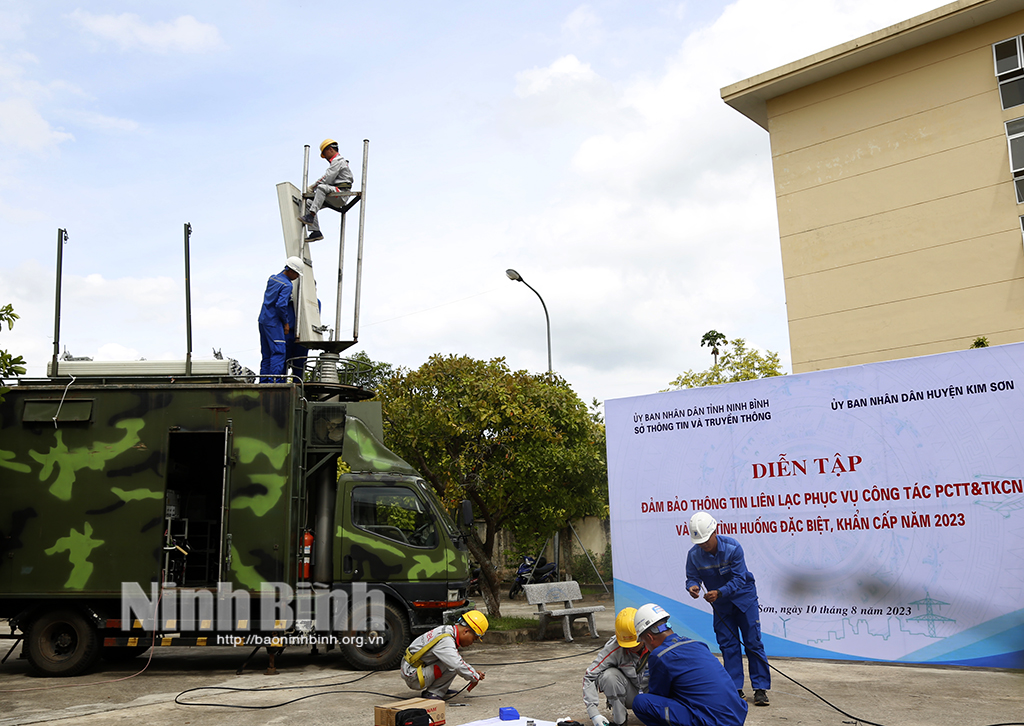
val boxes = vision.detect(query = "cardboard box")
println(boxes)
[374,697,446,726]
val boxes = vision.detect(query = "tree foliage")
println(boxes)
[700,330,727,367]
[340,350,396,391]
[669,337,784,389]
[375,354,608,616]
[1,304,27,403]
[971,336,990,349]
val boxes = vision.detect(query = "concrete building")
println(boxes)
[723,0,1024,373]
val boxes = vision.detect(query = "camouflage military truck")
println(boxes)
[0,374,473,676]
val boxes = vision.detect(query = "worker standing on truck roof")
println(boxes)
[258,256,303,382]
[298,138,353,242]
[631,603,748,726]
[686,511,770,706]
[400,610,487,700]
[583,607,649,726]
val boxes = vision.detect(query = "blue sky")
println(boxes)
[0,0,941,405]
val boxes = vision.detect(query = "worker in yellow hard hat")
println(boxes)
[400,610,487,700]
[582,607,649,726]
[297,138,354,242]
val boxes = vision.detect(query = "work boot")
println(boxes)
[737,689,745,699]
[305,230,324,242]
[754,689,769,706]
[298,212,316,226]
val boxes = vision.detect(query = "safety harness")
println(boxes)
[404,630,455,689]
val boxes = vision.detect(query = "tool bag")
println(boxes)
[395,708,432,726]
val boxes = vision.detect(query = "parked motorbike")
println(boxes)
[508,555,557,599]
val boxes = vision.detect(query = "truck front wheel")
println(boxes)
[340,601,409,671]
[25,609,100,677]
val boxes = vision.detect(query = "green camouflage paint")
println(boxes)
[44,523,104,589]
[112,487,162,502]
[29,419,145,501]
[232,474,287,517]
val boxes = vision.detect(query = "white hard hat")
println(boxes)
[285,256,304,274]
[634,603,670,638]
[690,511,717,544]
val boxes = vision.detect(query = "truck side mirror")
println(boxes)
[460,499,473,528]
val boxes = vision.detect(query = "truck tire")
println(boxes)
[340,601,409,671]
[25,609,100,677]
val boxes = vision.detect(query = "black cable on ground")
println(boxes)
[698,592,1023,726]
[174,639,601,709]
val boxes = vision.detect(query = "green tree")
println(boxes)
[700,330,727,367]
[375,354,608,616]
[339,350,395,390]
[669,337,784,389]
[1,304,27,403]
[971,336,990,348]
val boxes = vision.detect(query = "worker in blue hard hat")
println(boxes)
[400,610,488,700]
[298,138,353,242]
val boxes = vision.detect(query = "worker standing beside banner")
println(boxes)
[686,512,770,706]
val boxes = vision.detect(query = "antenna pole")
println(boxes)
[50,229,69,378]
[184,223,193,377]
[352,139,369,341]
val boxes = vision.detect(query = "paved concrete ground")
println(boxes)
[0,590,1021,726]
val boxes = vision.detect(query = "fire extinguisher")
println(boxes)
[302,530,314,579]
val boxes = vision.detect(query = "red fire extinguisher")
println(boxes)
[302,530,314,579]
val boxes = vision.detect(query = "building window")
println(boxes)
[1006,118,1024,203]
[994,36,1024,109]
[1019,216,1024,248]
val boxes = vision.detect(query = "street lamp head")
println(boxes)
[505,269,523,282]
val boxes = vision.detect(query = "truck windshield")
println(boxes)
[415,479,461,538]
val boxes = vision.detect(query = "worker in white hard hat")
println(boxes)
[631,603,747,726]
[258,257,304,382]
[686,511,770,706]
[400,610,487,701]
[582,607,649,726]
[298,138,354,242]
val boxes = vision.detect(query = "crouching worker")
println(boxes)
[400,610,488,700]
[583,607,649,726]
[631,603,747,726]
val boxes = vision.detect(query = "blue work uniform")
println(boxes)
[685,535,770,692]
[258,271,296,382]
[632,632,747,726]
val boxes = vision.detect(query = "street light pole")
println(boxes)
[505,268,551,374]
[505,267,559,578]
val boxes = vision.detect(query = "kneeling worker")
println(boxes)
[583,607,649,726]
[631,603,747,726]
[401,610,487,700]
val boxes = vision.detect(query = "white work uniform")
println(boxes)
[400,625,480,698]
[582,635,648,726]
[305,153,354,233]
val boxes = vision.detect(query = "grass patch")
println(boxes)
[487,616,537,631]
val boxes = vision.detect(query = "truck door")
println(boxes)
[163,426,232,587]
[337,482,446,589]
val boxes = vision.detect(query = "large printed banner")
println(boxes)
[606,344,1024,668]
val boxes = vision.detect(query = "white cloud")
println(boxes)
[67,10,226,54]
[562,5,602,41]
[71,110,139,133]
[515,55,599,98]
[0,97,73,152]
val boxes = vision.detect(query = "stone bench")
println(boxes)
[523,580,605,642]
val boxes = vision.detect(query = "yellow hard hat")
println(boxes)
[615,607,639,648]
[319,138,337,153]
[460,610,488,638]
